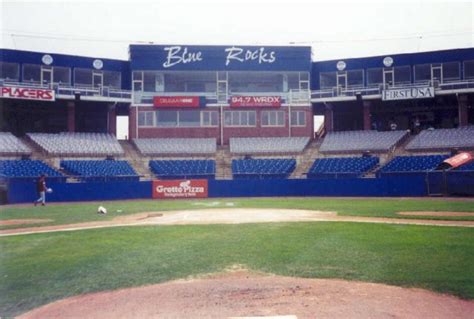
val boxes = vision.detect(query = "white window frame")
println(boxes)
[202,111,219,127]
[138,111,155,127]
[291,111,306,127]
[224,111,256,127]
[261,110,285,127]
[464,60,474,80]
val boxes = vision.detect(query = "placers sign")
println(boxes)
[1,86,55,101]
[152,179,209,198]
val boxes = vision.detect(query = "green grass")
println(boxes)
[1,222,473,317]
[1,197,474,230]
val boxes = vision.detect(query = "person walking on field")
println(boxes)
[34,174,47,206]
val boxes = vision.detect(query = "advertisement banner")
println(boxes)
[382,87,434,101]
[230,96,282,107]
[444,152,474,169]
[0,86,55,101]
[152,179,208,198]
[153,96,201,108]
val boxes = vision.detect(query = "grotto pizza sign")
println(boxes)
[152,179,208,198]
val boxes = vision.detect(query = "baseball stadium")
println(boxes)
[1,42,474,318]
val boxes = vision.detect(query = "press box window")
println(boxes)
[224,111,256,127]
[156,110,178,127]
[465,60,474,79]
[261,111,285,127]
[74,68,93,86]
[0,62,19,80]
[23,64,41,83]
[291,111,306,126]
[179,110,201,127]
[53,67,71,85]
[320,72,337,89]
[202,111,218,127]
[443,62,460,81]
[138,111,155,127]
[103,71,121,89]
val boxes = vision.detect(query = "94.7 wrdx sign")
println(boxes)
[152,179,208,199]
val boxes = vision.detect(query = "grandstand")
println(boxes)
[319,130,409,153]
[133,138,216,156]
[28,133,123,156]
[307,156,379,179]
[0,133,31,156]
[60,160,138,181]
[0,159,65,181]
[149,160,215,179]
[230,137,309,154]
[378,155,449,175]
[456,160,474,171]
[232,158,296,179]
[405,127,474,151]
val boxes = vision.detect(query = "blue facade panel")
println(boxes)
[0,49,131,89]
[129,45,312,72]
[311,47,474,89]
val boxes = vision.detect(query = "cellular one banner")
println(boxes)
[230,96,282,107]
[1,86,55,101]
[153,96,201,108]
[152,179,209,198]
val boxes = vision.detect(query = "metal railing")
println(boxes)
[311,79,474,100]
[0,80,132,101]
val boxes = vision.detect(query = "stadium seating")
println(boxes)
[455,160,474,171]
[319,130,408,153]
[232,158,296,179]
[60,160,139,181]
[0,132,31,155]
[307,156,379,178]
[149,160,215,179]
[405,126,474,151]
[133,138,216,155]
[378,155,449,174]
[27,132,123,156]
[0,159,65,181]
[230,137,309,154]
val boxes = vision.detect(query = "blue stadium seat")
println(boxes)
[0,159,65,181]
[60,160,139,181]
[307,157,379,179]
[379,155,449,175]
[149,160,216,179]
[232,158,296,179]
[455,160,474,171]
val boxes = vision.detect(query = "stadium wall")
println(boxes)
[7,175,431,204]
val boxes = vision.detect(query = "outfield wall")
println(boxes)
[6,175,430,204]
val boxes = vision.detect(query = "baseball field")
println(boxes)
[1,197,474,318]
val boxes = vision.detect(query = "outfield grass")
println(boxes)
[0,222,473,317]
[1,197,474,230]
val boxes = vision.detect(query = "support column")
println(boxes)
[363,101,371,130]
[67,101,75,133]
[324,104,334,132]
[457,94,469,127]
[107,103,117,136]
[129,106,137,139]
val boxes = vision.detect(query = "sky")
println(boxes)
[1,0,473,61]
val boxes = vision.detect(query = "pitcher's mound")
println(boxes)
[19,271,474,319]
